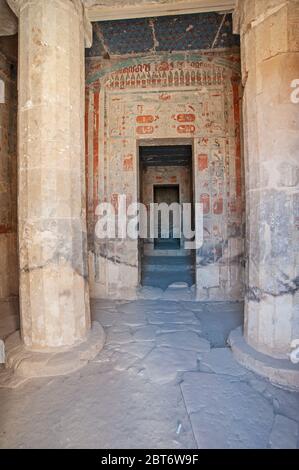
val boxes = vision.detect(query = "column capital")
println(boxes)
[232,0,295,37]
[6,0,92,47]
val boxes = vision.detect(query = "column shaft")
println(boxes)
[18,0,90,350]
[239,0,299,358]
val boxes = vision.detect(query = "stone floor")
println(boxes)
[0,298,299,449]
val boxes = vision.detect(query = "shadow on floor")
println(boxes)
[141,255,195,290]
[191,302,244,347]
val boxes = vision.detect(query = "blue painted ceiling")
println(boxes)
[87,13,239,58]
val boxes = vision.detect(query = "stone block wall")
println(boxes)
[85,49,245,301]
[0,50,18,300]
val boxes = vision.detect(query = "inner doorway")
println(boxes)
[154,184,180,250]
[139,144,195,290]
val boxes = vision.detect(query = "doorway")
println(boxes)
[139,144,195,290]
[154,184,180,250]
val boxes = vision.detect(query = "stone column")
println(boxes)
[0,0,104,385]
[229,0,299,389]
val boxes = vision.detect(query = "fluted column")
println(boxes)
[13,0,92,350]
[239,0,299,358]
[229,0,299,389]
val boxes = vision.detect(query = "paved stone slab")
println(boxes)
[148,310,198,326]
[181,372,274,449]
[92,310,119,327]
[199,348,248,377]
[118,312,148,327]
[1,299,299,448]
[163,288,193,302]
[157,331,210,353]
[133,326,157,342]
[0,367,196,449]
[263,383,299,424]
[109,351,140,372]
[116,342,154,359]
[92,347,114,364]
[195,306,243,348]
[156,323,201,335]
[106,328,134,345]
[137,287,163,300]
[142,347,198,384]
[149,301,183,313]
[269,415,298,449]
[184,302,209,313]
[117,301,149,315]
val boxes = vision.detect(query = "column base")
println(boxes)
[0,321,105,389]
[228,327,299,391]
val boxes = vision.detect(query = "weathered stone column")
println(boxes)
[0,0,104,385]
[229,0,299,389]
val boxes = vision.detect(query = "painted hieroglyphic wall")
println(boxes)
[86,51,245,300]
